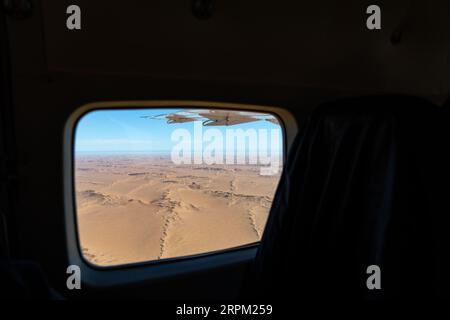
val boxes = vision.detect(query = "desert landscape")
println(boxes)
[75,154,281,266]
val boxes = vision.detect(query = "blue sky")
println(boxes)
[75,108,282,155]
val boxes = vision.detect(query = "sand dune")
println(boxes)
[75,155,281,266]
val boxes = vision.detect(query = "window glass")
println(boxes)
[74,108,283,266]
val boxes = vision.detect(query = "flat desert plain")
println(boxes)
[75,155,281,266]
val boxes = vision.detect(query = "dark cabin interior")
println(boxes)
[1,0,450,305]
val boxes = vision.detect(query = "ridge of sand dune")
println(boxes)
[157,190,179,259]
[75,155,281,266]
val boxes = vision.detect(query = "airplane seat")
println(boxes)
[247,95,447,300]
[0,259,58,299]
[443,98,450,113]
[0,210,8,257]
[0,211,60,299]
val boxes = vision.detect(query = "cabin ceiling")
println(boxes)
[7,0,450,103]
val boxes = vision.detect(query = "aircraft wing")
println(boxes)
[165,114,199,123]
[203,116,260,126]
[265,118,280,124]
[142,109,278,126]
[198,110,261,126]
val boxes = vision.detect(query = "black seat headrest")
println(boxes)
[443,98,450,113]
[251,95,446,300]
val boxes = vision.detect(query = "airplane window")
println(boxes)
[74,108,284,266]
